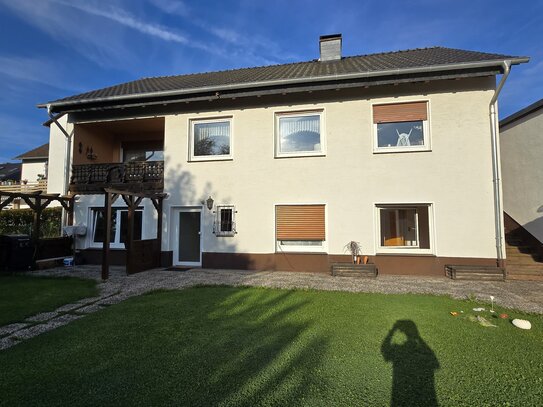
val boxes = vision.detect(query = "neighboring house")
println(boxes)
[0,163,22,209]
[41,35,529,275]
[0,144,49,209]
[14,143,49,184]
[500,99,543,257]
[0,163,21,185]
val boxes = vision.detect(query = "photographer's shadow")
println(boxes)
[381,320,439,407]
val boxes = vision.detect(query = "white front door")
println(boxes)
[172,208,202,266]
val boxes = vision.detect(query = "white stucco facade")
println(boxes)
[51,76,502,272]
[500,107,543,243]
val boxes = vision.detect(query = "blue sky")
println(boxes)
[0,0,542,162]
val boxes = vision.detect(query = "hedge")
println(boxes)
[0,207,62,238]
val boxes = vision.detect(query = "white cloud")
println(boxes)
[0,56,82,92]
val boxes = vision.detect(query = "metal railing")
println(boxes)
[70,161,164,193]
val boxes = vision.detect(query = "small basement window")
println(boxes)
[373,101,430,153]
[214,205,236,236]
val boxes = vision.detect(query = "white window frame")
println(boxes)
[372,100,431,154]
[189,116,233,162]
[275,203,328,253]
[214,205,236,237]
[89,207,144,249]
[375,203,434,255]
[274,110,326,158]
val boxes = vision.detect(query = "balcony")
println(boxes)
[0,180,48,194]
[69,161,164,194]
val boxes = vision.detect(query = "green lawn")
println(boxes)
[0,286,542,406]
[0,274,98,326]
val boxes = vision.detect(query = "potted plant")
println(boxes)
[345,240,362,264]
[331,241,378,278]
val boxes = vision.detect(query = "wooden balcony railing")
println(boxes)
[0,180,48,194]
[70,161,164,194]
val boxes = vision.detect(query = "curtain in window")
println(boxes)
[279,115,320,136]
[194,121,230,143]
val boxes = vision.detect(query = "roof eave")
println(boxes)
[38,57,530,112]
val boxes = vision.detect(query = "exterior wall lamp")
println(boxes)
[206,196,214,210]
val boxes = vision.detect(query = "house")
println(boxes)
[0,144,49,209]
[0,163,21,185]
[15,143,49,185]
[500,99,543,277]
[41,35,529,276]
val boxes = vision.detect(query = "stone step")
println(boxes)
[331,263,378,278]
[506,256,543,265]
[453,272,505,281]
[507,274,543,281]
[507,264,543,271]
[445,265,505,281]
[506,246,534,253]
[507,267,543,275]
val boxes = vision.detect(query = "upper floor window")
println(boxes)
[275,111,324,157]
[190,118,232,161]
[373,101,430,153]
[123,141,164,162]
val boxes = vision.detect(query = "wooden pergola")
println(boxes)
[101,188,167,280]
[0,191,75,265]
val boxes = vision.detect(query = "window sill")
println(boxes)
[375,251,435,256]
[275,153,326,159]
[373,147,431,154]
[189,156,233,162]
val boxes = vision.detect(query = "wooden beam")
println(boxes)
[32,196,42,267]
[0,195,15,210]
[104,188,167,200]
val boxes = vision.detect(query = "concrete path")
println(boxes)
[1,265,542,351]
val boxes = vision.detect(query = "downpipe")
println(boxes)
[490,60,511,268]
[47,105,73,229]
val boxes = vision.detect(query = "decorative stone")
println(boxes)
[512,319,532,330]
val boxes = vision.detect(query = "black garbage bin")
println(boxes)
[0,235,34,271]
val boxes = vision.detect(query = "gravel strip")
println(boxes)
[30,266,543,314]
[3,265,542,351]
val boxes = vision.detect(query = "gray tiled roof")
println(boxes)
[41,47,527,108]
[14,143,49,160]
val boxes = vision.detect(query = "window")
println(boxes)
[190,118,232,161]
[276,111,324,157]
[123,141,164,162]
[373,101,429,152]
[214,205,236,236]
[376,204,432,253]
[276,204,326,252]
[91,208,143,248]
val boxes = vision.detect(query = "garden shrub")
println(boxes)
[0,207,62,238]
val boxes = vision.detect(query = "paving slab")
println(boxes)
[0,336,21,350]
[25,311,59,323]
[0,323,29,337]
